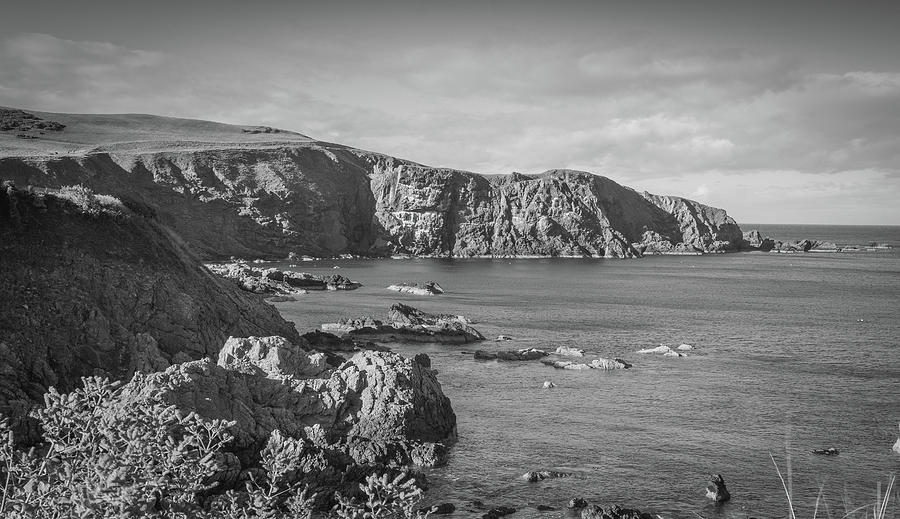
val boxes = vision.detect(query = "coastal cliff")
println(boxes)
[1,108,744,259]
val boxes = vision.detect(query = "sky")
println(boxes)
[1,0,899,225]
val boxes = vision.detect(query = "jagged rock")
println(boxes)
[121,346,456,468]
[705,474,731,502]
[474,348,548,361]
[555,346,585,357]
[323,304,484,344]
[218,336,329,379]
[522,470,572,482]
[0,184,298,441]
[495,335,513,341]
[207,263,361,294]
[581,505,654,519]
[387,281,444,295]
[677,343,693,351]
[0,110,745,259]
[423,503,456,515]
[893,437,900,454]
[542,381,556,389]
[301,330,389,355]
[541,358,632,370]
[568,498,588,509]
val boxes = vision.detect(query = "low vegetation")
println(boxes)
[0,377,425,518]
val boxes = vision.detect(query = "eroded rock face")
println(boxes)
[0,185,298,433]
[0,110,745,259]
[122,345,456,468]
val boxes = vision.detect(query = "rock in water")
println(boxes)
[811,448,840,456]
[522,470,572,482]
[482,506,516,519]
[424,503,456,515]
[581,505,654,519]
[475,348,549,361]
[555,346,585,357]
[541,358,632,370]
[705,474,731,502]
[568,498,588,509]
[324,303,484,344]
[387,280,444,295]
[893,438,900,454]
[543,381,556,389]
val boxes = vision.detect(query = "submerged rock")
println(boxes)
[424,503,456,515]
[475,348,549,361]
[542,381,556,389]
[581,505,654,519]
[482,506,516,519]
[811,448,840,456]
[323,303,484,344]
[541,358,632,370]
[636,345,686,357]
[387,281,445,295]
[705,474,731,502]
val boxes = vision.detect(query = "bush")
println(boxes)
[56,185,127,218]
[333,472,430,519]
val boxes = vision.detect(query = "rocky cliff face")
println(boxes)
[0,109,744,259]
[0,183,299,422]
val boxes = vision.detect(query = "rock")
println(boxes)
[893,437,900,454]
[677,343,693,351]
[324,304,484,344]
[581,505,654,519]
[522,470,572,482]
[637,345,686,357]
[0,185,298,441]
[424,503,456,515]
[0,111,744,259]
[536,504,556,511]
[555,346,585,357]
[482,506,516,519]
[705,474,731,502]
[301,330,389,354]
[495,335,513,341]
[474,348,549,361]
[122,346,457,468]
[217,336,330,379]
[568,498,588,509]
[387,281,445,295]
[207,263,362,295]
[811,448,840,456]
[542,381,556,389]
[541,358,631,370]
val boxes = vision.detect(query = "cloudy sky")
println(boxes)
[2,0,898,224]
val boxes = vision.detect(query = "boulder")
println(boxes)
[637,345,686,357]
[705,474,731,502]
[218,336,329,379]
[482,506,516,519]
[892,436,900,454]
[424,503,456,515]
[568,498,588,509]
[811,448,839,456]
[581,505,654,519]
[555,346,585,357]
[495,335,513,341]
[542,381,556,389]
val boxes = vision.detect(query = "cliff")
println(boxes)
[0,182,299,425]
[0,108,743,259]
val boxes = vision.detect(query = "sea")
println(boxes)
[271,224,900,519]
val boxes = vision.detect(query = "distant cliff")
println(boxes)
[0,108,743,259]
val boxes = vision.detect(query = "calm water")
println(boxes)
[272,225,900,519]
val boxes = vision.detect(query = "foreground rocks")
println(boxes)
[0,184,298,440]
[387,281,444,295]
[207,262,362,295]
[323,303,485,344]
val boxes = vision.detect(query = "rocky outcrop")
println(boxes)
[323,303,484,344]
[521,470,572,482]
[207,262,361,295]
[705,474,731,502]
[474,348,549,361]
[636,345,687,357]
[555,346,585,357]
[387,281,444,295]
[541,358,632,370]
[0,184,298,433]
[1,109,745,259]
[581,505,655,519]
[122,343,456,468]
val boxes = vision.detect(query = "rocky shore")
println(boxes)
[207,262,362,297]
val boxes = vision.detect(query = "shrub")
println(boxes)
[56,185,127,218]
[333,472,430,519]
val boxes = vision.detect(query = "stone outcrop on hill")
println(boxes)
[0,109,745,259]
[0,184,299,428]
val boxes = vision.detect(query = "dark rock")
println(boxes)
[483,506,517,519]
[705,474,731,502]
[537,505,556,511]
[207,263,362,295]
[475,349,549,361]
[568,498,588,509]
[811,448,840,456]
[581,505,654,519]
[323,303,484,344]
[424,503,456,515]
[414,353,432,369]
[522,470,573,482]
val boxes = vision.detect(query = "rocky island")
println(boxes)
[323,303,485,344]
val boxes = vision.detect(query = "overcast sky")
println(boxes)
[1,0,898,224]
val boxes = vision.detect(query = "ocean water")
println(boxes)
[272,225,900,518]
